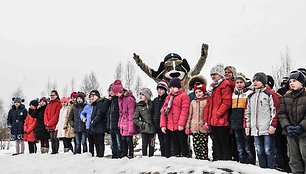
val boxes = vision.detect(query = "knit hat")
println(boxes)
[40,97,49,104]
[234,72,246,83]
[89,90,100,98]
[29,100,39,107]
[112,80,124,94]
[140,88,152,100]
[76,92,85,101]
[70,92,78,99]
[164,53,182,62]
[289,70,306,86]
[61,97,69,103]
[267,75,275,89]
[12,97,24,103]
[253,72,268,85]
[157,80,168,92]
[169,77,181,88]
[194,82,207,94]
[297,68,306,76]
[225,66,237,77]
[210,64,225,78]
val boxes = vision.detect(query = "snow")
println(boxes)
[0,140,286,174]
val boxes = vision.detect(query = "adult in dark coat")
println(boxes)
[31,97,50,153]
[7,97,27,155]
[89,90,111,157]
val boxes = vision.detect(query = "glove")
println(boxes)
[185,128,190,135]
[292,125,304,135]
[203,123,210,131]
[286,126,297,137]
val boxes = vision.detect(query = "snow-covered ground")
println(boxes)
[0,139,285,174]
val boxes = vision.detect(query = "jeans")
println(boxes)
[110,128,123,158]
[234,129,256,164]
[75,131,88,154]
[287,136,306,174]
[254,135,275,169]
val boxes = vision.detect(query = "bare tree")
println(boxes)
[133,76,143,101]
[71,78,75,92]
[125,60,135,90]
[0,99,9,150]
[46,77,52,94]
[81,71,100,96]
[114,62,123,80]
[62,83,69,97]
[272,47,294,89]
[11,87,25,100]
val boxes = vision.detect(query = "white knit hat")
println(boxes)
[210,64,225,78]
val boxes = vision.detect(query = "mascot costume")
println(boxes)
[133,43,209,91]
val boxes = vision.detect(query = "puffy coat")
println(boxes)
[279,88,306,137]
[106,96,120,130]
[230,88,253,130]
[133,101,156,134]
[118,90,139,136]
[69,102,86,132]
[7,104,27,140]
[160,89,190,131]
[186,97,208,133]
[245,87,279,136]
[91,98,111,134]
[152,93,167,130]
[80,104,93,130]
[204,80,233,127]
[44,99,62,130]
[32,105,49,140]
[56,105,68,138]
[23,110,37,142]
[64,104,75,138]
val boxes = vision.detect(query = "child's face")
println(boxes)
[157,88,166,96]
[62,101,68,107]
[40,100,46,106]
[14,102,20,108]
[235,80,246,90]
[139,93,147,102]
[195,89,204,99]
[116,91,123,97]
[77,97,83,104]
[289,79,303,90]
[170,87,179,93]
[29,105,36,110]
[253,80,264,89]
[211,73,222,82]
[225,70,233,80]
[91,95,99,102]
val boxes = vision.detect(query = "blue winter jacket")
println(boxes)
[7,104,28,138]
[80,104,93,129]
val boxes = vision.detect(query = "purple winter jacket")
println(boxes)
[118,90,139,136]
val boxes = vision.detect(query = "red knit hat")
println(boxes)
[194,82,207,94]
[61,97,69,103]
[70,92,78,99]
[112,80,124,94]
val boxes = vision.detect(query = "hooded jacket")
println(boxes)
[7,104,27,138]
[133,100,156,134]
[44,99,62,130]
[23,110,37,142]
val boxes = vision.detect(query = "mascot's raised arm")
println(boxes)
[132,43,209,90]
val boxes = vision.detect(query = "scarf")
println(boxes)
[207,79,224,97]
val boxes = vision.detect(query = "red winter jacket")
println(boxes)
[160,89,190,131]
[23,114,37,142]
[204,80,233,127]
[44,99,62,130]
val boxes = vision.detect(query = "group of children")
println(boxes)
[7,64,306,173]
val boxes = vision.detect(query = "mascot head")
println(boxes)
[155,53,190,81]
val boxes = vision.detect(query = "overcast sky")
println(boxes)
[1,0,306,109]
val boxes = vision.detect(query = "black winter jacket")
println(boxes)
[107,96,120,130]
[32,105,50,140]
[152,94,167,130]
[90,98,111,134]
[69,103,86,132]
[7,104,27,138]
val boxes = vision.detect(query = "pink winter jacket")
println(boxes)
[118,90,139,136]
[160,89,190,131]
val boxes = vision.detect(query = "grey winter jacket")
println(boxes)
[133,101,156,134]
[245,87,278,136]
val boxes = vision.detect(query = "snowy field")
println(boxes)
[0,139,285,174]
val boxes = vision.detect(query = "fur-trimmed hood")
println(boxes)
[188,75,207,90]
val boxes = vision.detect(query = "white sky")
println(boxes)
[1,0,306,108]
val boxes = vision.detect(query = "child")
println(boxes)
[24,100,39,154]
[230,73,255,164]
[57,97,70,152]
[152,81,168,157]
[112,80,138,159]
[7,97,27,155]
[245,72,278,169]
[134,88,156,157]
[185,82,209,160]
[160,77,190,157]
[279,70,306,173]
[80,95,93,155]
[69,92,86,154]
[204,64,233,161]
